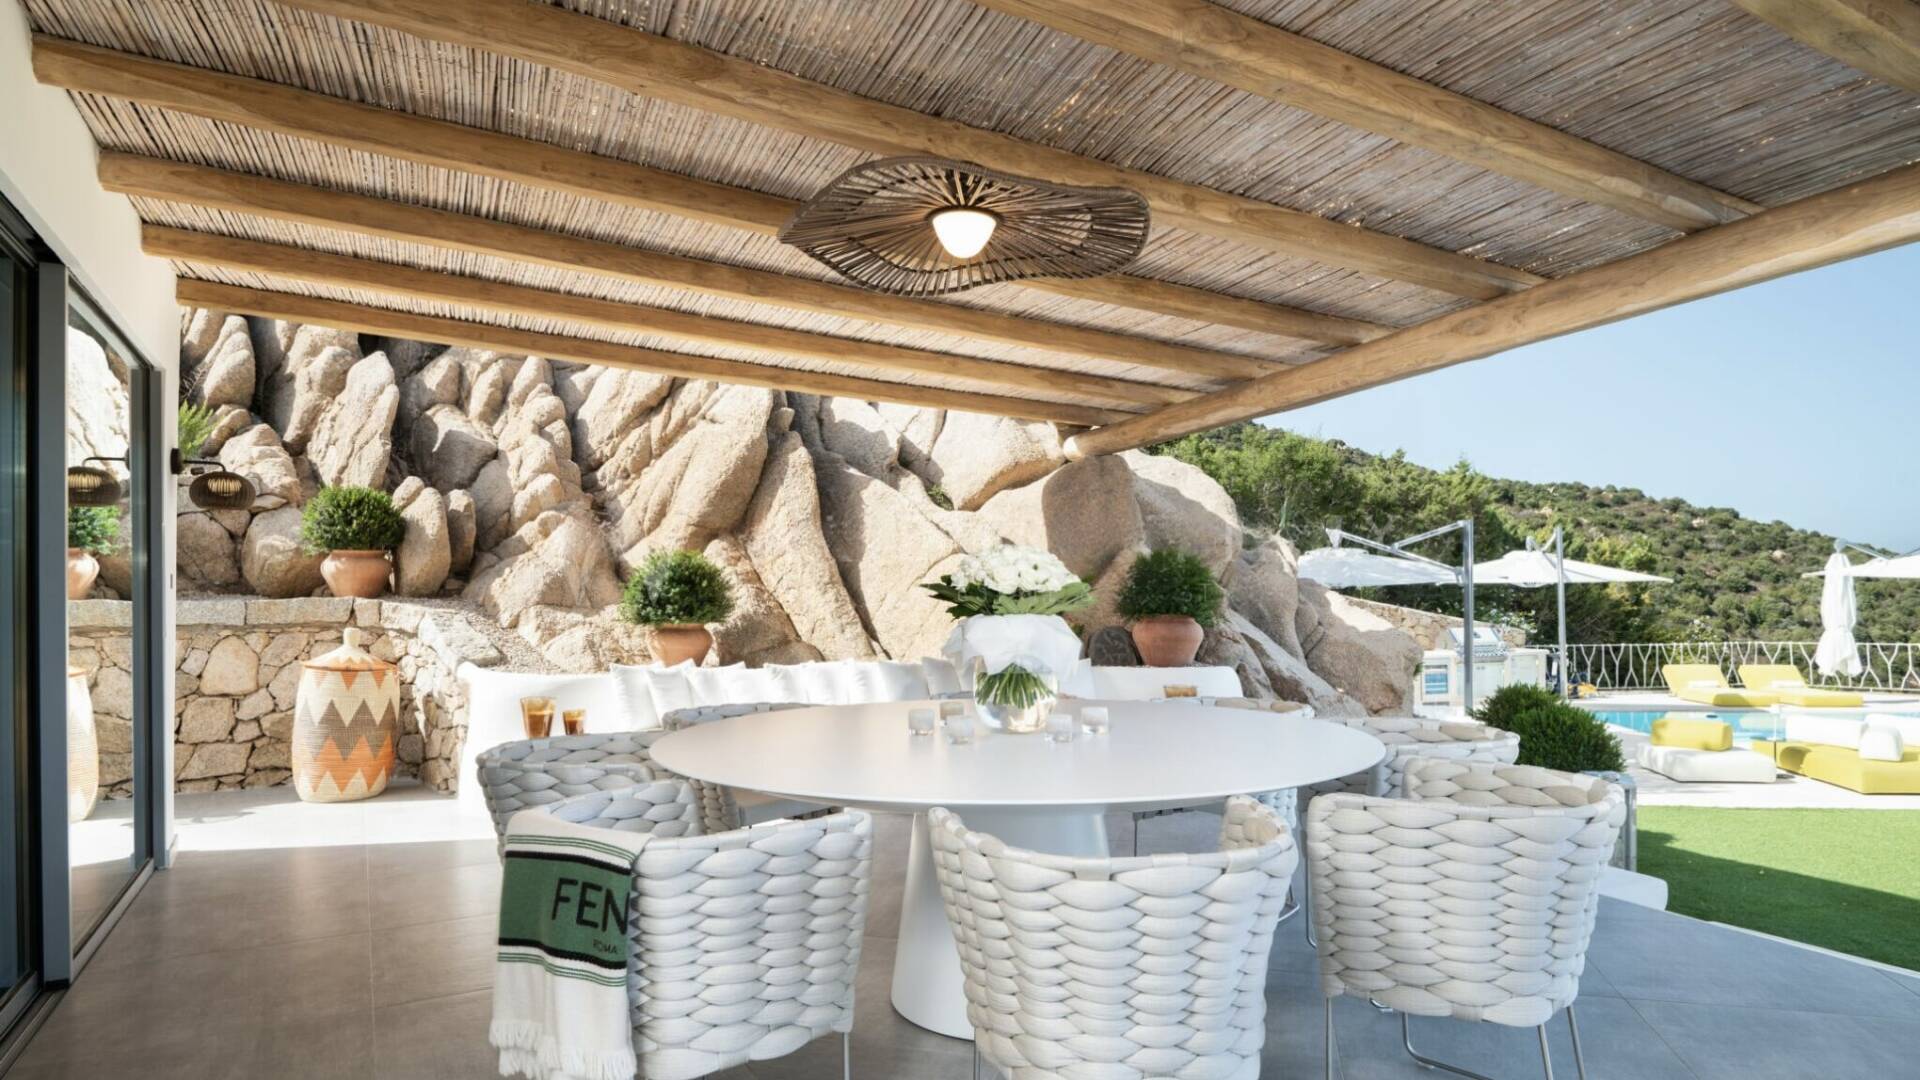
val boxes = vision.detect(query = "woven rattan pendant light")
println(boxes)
[779,156,1149,296]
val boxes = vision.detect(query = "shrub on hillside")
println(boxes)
[620,549,735,627]
[299,486,406,554]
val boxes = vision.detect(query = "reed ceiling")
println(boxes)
[21,0,1920,437]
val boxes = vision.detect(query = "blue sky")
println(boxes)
[1269,241,1920,552]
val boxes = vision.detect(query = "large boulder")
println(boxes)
[740,432,875,660]
[192,315,255,410]
[574,369,674,470]
[280,345,357,454]
[602,383,772,559]
[410,404,497,492]
[922,413,1063,510]
[392,478,451,597]
[176,512,241,589]
[259,323,358,433]
[308,352,398,488]
[218,424,303,508]
[180,307,225,368]
[445,489,477,575]
[240,506,324,598]
[1227,536,1303,659]
[805,398,900,481]
[976,454,1143,585]
[65,326,129,465]
[704,535,820,666]
[465,510,622,629]
[1297,582,1421,714]
[1122,450,1241,575]
[400,352,462,421]
[816,460,965,661]
[1223,609,1367,718]
[198,404,252,457]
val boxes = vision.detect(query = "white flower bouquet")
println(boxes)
[925,545,1090,729]
[922,544,1093,618]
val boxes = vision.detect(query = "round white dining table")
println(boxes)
[648,699,1387,1040]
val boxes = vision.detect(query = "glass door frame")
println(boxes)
[0,191,168,1026]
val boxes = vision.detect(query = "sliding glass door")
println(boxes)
[0,196,35,1032]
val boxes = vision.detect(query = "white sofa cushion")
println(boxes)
[921,657,964,696]
[1089,665,1243,701]
[685,664,791,706]
[836,660,930,704]
[609,661,698,727]
[454,664,629,808]
[1782,712,1868,749]
[1865,713,1920,746]
[1636,742,1777,783]
[1859,724,1904,763]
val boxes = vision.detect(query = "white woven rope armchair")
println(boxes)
[930,796,1298,1080]
[476,731,679,851]
[660,701,830,833]
[1305,716,1522,799]
[533,785,875,1080]
[1306,760,1626,1080]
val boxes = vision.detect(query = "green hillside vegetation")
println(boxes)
[1151,423,1919,646]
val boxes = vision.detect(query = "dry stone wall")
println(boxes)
[70,597,504,795]
[175,309,1422,720]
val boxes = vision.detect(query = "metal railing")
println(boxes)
[1565,640,1920,692]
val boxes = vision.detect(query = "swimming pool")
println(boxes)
[1590,709,1780,745]
[1590,705,1920,746]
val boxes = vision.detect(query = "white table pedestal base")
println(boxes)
[892,809,1109,1039]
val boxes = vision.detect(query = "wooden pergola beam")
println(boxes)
[31,37,1383,347]
[981,0,1761,232]
[277,0,1545,300]
[176,280,1128,428]
[1734,0,1920,95]
[1065,161,1920,458]
[146,226,1182,411]
[100,154,1275,383]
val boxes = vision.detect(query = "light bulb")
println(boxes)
[930,208,997,259]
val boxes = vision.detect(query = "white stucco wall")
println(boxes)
[2,2,181,855]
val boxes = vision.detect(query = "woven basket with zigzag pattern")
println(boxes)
[293,627,399,802]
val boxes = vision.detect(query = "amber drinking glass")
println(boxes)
[520,696,557,739]
[562,708,587,736]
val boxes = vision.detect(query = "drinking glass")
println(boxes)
[1079,706,1110,735]
[561,708,587,736]
[520,696,556,739]
[1045,712,1075,744]
[944,712,975,745]
[908,707,936,737]
[938,700,967,722]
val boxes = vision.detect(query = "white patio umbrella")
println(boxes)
[1473,533,1670,696]
[1813,550,1864,677]
[1297,546,1460,588]
[1807,552,1920,580]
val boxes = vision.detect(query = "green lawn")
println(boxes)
[1636,806,1920,970]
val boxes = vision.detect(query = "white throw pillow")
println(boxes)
[610,661,695,727]
[840,660,930,703]
[1859,724,1904,762]
[1058,658,1095,698]
[1865,713,1920,746]
[920,657,964,697]
[685,663,790,706]
[770,661,853,705]
[1782,712,1867,750]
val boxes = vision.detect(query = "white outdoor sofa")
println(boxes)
[455,657,1250,806]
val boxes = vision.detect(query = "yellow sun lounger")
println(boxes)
[1661,664,1779,708]
[1737,664,1864,709]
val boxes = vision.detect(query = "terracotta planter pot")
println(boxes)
[66,548,99,600]
[1131,615,1205,667]
[652,624,713,667]
[320,549,391,599]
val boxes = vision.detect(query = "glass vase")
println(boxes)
[973,656,1058,734]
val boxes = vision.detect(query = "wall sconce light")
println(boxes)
[67,456,125,506]
[170,448,256,511]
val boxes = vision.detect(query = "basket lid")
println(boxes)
[302,627,394,672]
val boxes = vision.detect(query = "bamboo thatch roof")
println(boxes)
[22,0,1920,438]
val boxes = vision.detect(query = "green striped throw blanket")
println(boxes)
[492,810,647,1080]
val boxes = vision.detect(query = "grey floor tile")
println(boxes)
[368,859,501,930]
[1590,905,1920,1019]
[372,988,495,1080]
[373,912,496,1007]
[366,837,498,877]
[1332,995,1694,1080]
[1634,998,1920,1080]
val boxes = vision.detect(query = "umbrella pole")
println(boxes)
[1556,527,1569,699]
[1462,520,1475,716]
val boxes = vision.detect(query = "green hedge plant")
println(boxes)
[1115,547,1224,627]
[67,505,120,555]
[1473,684,1625,773]
[620,549,735,627]
[299,486,406,554]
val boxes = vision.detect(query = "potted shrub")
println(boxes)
[66,505,119,600]
[300,486,406,599]
[620,549,736,666]
[1474,684,1635,865]
[1115,547,1223,666]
